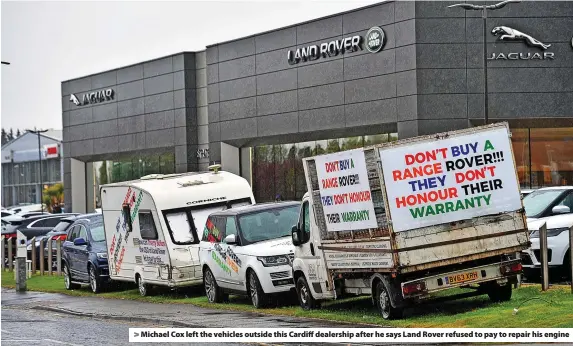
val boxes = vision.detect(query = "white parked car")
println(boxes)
[521,186,573,279]
[200,202,299,308]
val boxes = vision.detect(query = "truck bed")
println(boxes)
[304,125,529,275]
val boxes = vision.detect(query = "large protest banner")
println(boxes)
[379,126,522,233]
[314,149,378,232]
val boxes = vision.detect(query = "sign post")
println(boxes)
[539,223,549,291]
[569,225,573,294]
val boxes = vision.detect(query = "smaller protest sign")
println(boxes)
[314,149,378,232]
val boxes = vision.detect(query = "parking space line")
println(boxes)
[44,339,85,346]
[2,340,43,343]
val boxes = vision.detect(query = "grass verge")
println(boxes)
[2,272,572,327]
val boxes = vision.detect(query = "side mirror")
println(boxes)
[122,204,133,232]
[223,234,237,245]
[552,205,571,215]
[291,225,301,246]
[73,237,87,246]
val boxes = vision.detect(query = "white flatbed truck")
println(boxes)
[290,123,529,319]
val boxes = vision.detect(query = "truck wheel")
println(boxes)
[63,264,79,290]
[375,281,403,320]
[248,271,268,308]
[203,268,226,303]
[89,265,102,294]
[487,281,512,302]
[137,274,151,297]
[296,276,320,310]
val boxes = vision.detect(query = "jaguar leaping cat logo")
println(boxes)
[491,26,551,50]
[69,93,81,106]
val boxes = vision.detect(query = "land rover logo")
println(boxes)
[365,26,385,53]
[287,26,386,65]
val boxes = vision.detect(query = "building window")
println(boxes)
[530,128,573,188]
[251,133,398,202]
[91,152,176,209]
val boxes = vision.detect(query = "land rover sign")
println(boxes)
[287,26,386,65]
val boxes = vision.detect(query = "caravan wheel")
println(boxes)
[137,275,150,297]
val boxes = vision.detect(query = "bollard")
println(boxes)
[569,225,573,294]
[8,238,13,271]
[1,236,5,270]
[539,223,549,291]
[31,237,37,274]
[14,231,28,292]
[56,239,62,276]
[47,238,53,276]
[39,238,45,276]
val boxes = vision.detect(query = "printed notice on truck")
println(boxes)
[314,149,378,232]
[379,126,522,233]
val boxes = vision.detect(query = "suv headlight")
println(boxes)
[257,255,290,267]
[530,227,569,238]
[97,252,108,260]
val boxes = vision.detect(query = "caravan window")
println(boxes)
[165,211,194,244]
[163,197,253,245]
[139,211,158,240]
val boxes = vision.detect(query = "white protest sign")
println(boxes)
[379,127,522,233]
[314,149,378,232]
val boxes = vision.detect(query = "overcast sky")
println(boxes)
[1,0,381,132]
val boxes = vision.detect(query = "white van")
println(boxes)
[100,168,255,296]
[199,202,299,308]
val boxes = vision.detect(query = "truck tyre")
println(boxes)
[248,271,268,308]
[487,281,512,302]
[89,265,102,294]
[296,276,320,310]
[63,263,79,290]
[203,267,226,303]
[375,280,403,320]
[137,274,151,297]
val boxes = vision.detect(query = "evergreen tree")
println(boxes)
[1,128,7,145]
[15,129,21,137]
[8,128,14,141]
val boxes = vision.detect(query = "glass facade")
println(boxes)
[251,133,398,202]
[91,152,175,208]
[511,127,573,188]
[1,159,62,207]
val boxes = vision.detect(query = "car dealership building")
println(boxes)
[61,0,573,213]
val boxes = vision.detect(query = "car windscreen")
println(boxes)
[238,205,299,245]
[89,223,106,243]
[164,198,252,245]
[523,189,565,218]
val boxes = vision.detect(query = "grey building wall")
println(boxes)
[205,0,573,164]
[61,0,573,211]
[412,0,573,136]
[206,1,407,163]
[62,52,200,212]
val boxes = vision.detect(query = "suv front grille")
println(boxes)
[270,271,290,279]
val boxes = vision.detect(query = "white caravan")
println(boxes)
[100,168,255,295]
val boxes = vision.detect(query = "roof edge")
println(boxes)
[206,0,391,48]
[61,50,204,84]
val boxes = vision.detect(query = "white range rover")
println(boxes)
[199,201,299,308]
[521,186,573,280]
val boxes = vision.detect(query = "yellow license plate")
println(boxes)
[447,271,478,285]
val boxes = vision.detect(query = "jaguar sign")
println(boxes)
[287,26,386,65]
[488,26,555,60]
[69,88,114,106]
